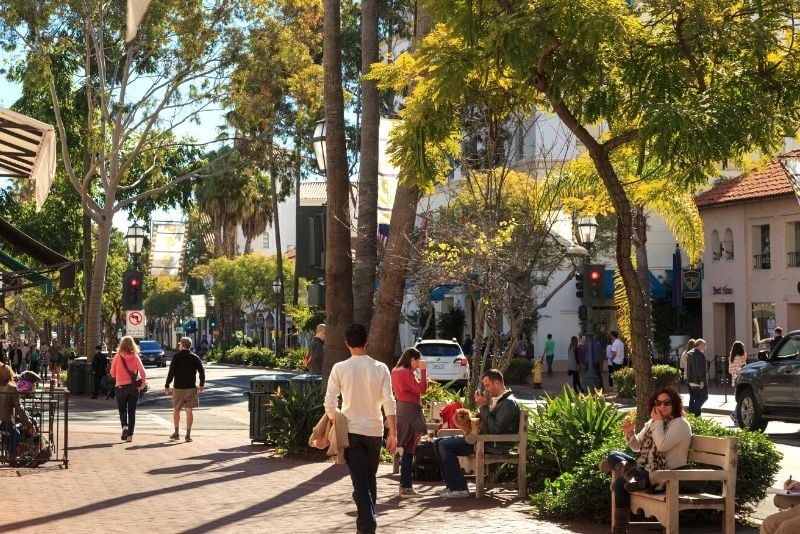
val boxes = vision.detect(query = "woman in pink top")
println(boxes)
[391,347,428,498]
[110,336,147,443]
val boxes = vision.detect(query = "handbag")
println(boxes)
[119,355,142,388]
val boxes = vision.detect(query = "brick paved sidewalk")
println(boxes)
[0,425,605,534]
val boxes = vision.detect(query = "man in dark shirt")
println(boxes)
[91,345,108,399]
[686,338,708,416]
[306,323,325,375]
[165,337,206,442]
[769,327,783,354]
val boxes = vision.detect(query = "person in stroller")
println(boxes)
[0,363,35,465]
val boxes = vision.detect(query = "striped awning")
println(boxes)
[0,108,57,212]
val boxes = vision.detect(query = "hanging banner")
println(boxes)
[682,268,701,299]
[149,222,188,277]
[191,294,207,319]
[377,118,401,228]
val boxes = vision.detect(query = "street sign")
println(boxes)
[126,310,146,338]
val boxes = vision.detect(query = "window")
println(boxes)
[751,224,770,269]
[711,230,721,261]
[262,233,270,249]
[787,222,800,268]
[722,228,734,261]
[752,302,776,348]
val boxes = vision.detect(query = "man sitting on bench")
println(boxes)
[433,368,520,498]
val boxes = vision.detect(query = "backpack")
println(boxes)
[438,401,464,430]
[412,441,441,482]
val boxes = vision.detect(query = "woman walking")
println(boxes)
[567,335,583,393]
[391,347,429,498]
[728,340,746,425]
[110,336,147,443]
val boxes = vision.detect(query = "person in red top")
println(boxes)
[110,336,147,443]
[391,347,429,498]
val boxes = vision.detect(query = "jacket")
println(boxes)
[0,384,32,426]
[110,351,147,388]
[685,348,707,386]
[476,390,520,453]
[309,410,350,464]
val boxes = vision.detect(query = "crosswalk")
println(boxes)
[69,406,176,434]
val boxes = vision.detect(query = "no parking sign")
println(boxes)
[126,310,146,338]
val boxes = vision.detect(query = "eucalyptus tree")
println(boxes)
[0,0,240,356]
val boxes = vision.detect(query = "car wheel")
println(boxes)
[736,389,768,432]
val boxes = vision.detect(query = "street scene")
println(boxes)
[2,1,800,533]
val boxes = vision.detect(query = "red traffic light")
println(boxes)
[589,270,601,282]
[130,277,141,288]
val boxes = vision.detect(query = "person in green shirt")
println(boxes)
[29,345,40,374]
[540,333,556,377]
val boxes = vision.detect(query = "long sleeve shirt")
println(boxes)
[165,349,205,389]
[686,349,707,385]
[391,367,427,405]
[324,354,396,437]
[110,351,147,388]
[628,416,692,470]
[477,390,521,452]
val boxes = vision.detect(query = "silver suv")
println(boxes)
[414,339,470,388]
[734,330,800,431]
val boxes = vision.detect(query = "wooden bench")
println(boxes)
[468,409,528,499]
[611,435,738,534]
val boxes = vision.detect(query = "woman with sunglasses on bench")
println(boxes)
[599,386,691,534]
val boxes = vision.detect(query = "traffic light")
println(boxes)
[575,271,584,299]
[122,270,144,310]
[209,317,217,328]
[586,264,605,305]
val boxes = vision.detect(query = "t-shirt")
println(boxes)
[543,339,555,357]
[611,338,625,365]
[324,354,396,437]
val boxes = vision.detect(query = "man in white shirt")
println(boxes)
[324,323,397,534]
[609,331,625,387]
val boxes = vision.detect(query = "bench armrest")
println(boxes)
[472,433,523,442]
[649,469,732,485]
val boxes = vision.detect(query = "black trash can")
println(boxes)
[289,373,323,387]
[248,373,293,444]
[67,357,89,394]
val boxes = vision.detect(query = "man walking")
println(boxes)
[91,345,108,399]
[165,337,206,442]
[608,331,625,386]
[540,333,556,376]
[324,323,397,534]
[686,338,708,416]
[434,368,520,498]
[305,323,325,375]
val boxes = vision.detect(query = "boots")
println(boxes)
[612,507,629,534]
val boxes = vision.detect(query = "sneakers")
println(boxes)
[121,426,128,442]
[126,435,133,443]
[399,487,421,498]
[185,435,193,442]
[438,488,469,499]
[169,432,180,441]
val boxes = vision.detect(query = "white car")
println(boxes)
[414,339,470,388]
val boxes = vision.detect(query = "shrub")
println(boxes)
[612,367,635,398]
[221,346,276,367]
[652,364,679,388]
[688,415,782,515]
[527,387,625,489]
[420,379,463,406]
[275,347,305,371]
[504,358,533,384]
[263,382,325,455]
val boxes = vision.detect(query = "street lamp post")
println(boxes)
[273,279,282,357]
[207,294,216,346]
[576,216,603,391]
[125,222,146,270]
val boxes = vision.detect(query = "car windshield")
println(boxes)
[139,341,160,351]
[418,344,461,357]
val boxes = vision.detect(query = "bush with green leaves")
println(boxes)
[504,358,533,384]
[612,364,679,399]
[688,415,782,516]
[263,382,325,455]
[527,387,625,487]
[275,347,305,371]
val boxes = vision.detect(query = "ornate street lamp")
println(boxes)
[575,216,603,391]
[125,222,146,269]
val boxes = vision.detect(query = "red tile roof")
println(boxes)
[694,149,800,209]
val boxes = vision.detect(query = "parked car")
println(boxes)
[734,330,800,431]
[414,339,470,388]
[138,339,167,367]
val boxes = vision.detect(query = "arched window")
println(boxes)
[722,228,734,261]
[711,230,721,261]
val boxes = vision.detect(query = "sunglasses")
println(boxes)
[654,399,672,407]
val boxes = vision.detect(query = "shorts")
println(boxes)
[172,387,199,409]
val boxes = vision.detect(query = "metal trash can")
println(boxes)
[67,357,89,394]
[289,373,322,387]
[247,373,293,444]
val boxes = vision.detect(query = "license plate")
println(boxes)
[432,363,444,369]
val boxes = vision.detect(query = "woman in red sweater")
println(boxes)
[391,347,429,498]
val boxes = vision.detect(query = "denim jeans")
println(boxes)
[400,450,414,489]
[607,451,650,508]
[116,385,140,434]
[545,355,554,376]
[434,435,474,491]
[688,385,708,416]
[344,433,382,534]
[0,420,20,461]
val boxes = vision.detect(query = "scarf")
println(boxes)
[636,416,673,472]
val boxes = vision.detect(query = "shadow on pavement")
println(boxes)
[147,445,290,476]
[66,442,117,451]
[127,441,184,451]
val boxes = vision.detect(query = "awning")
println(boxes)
[0,108,57,212]
[0,216,76,291]
[603,270,666,300]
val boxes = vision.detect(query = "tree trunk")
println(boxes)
[85,215,113,363]
[322,0,355,380]
[367,183,421,367]
[270,149,285,354]
[633,204,654,353]
[353,0,380,329]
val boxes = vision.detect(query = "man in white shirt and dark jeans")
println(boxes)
[609,331,625,387]
[324,323,397,534]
